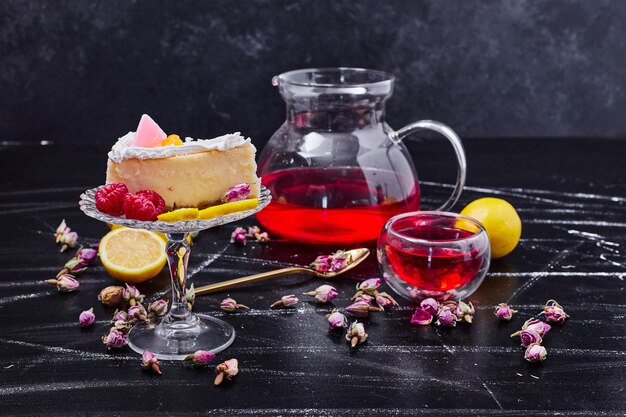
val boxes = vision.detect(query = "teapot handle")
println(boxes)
[390,120,467,211]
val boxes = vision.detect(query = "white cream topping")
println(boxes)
[108,132,252,163]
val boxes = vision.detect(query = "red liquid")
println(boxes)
[385,226,482,291]
[255,167,419,244]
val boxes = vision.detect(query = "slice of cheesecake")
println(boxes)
[106,115,260,210]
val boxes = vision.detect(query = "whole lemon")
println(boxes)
[460,197,521,259]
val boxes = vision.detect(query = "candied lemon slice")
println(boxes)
[99,228,166,283]
[157,208,199,222]
[198,199,259,220]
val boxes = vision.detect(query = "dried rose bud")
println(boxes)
[255,231,270,243]
[60,258,87,276]
[59,231,78,253]
[345,299,382,317]
[98,286,124,306]
[46,274,80,292]
[113,321,131,333]
[330,250,352,269]
[75,246,98,265]
[326,309,348,329]
[411,307,434,325]
[511,318,551,338]
[468,302,475,315]
[128,304,148,322]
[183,350,216,365]
[494,303,517,321]
[518,329,543,347]
[375,292,398,309]
[356,278,382,295]
[303,285,338,304]
[353,294,375,304]
[111,309,131,332]
[59,246,98,276]
[55,219,70,241]
[220,297,249,312]
[524,343,547,363]
[454,300,475,323]
[230,227,247,245]
[123,284,144,306]
[102,328,127,349]
[543,299,569,323]
[310,250,352,273]
[330,256,348,272]
[147,299,168,317]
[270,294,299,309]
[185,284,196,310]
[420,298,440,316]
[54,220,78,252]
[79,307,95,328]
[310,255,331,273]
[345,321,368,348]
[214,358,239,386]
[435,307,458,327]
[524,318,552,336]
[247,226,261,236]
[79,245,99,260]
[141,350,162,375]
[223,183,251,203]
[112,309,128,323]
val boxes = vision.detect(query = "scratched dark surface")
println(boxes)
[0,138,625,416]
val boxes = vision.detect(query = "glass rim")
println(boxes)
[274,67,395,88]
[386,210,488,246]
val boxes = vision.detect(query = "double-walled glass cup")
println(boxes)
[378,211,490,301]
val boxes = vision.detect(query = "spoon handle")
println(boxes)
[195,267,315,296]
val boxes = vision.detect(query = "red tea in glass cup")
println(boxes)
[377,211,490,301]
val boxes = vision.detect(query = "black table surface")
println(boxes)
[0,138,625,416]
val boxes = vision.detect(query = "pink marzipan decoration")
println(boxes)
[133,114,167,148]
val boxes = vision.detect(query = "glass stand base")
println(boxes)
[127,314,236,360]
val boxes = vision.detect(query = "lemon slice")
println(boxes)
[157,208,199,222]
[99,228,167,283]
[198,198,259,220]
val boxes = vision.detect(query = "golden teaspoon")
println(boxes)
[195,248,370,296]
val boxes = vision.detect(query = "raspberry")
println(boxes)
[95,183,129,216]
[122,194,158,221]
[136,190,166,216]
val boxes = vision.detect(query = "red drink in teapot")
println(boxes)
[256,167,419,244]
[256,68,466,244]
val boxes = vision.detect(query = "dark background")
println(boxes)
[1,0,625,147]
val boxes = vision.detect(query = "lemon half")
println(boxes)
[99,228,167,283]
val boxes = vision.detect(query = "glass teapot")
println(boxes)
[256,68,466,245]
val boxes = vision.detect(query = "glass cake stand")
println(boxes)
[79,186,271,360]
